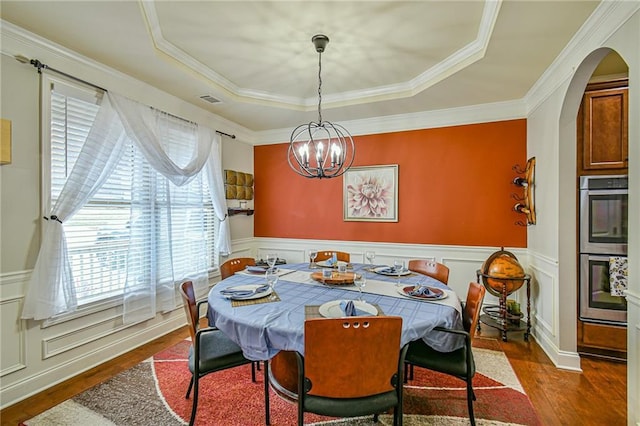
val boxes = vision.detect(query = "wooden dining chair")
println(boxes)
[405,259,451,381]
[218,258,263,387]
[314,251,350,262]
[404,281,486,426]
[220,257,256,279]
[295,316,407,426]
[408,259,450,284]
[179,281,270,426]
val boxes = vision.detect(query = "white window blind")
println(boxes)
[50,83,217,306]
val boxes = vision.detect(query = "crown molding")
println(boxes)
[140,0,502,111]
[253,98,526,145]
[524,0,640,114]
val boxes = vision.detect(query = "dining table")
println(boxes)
[207,261,463,399]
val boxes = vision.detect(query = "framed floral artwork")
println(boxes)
[343,164,398,222]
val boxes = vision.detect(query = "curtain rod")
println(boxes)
[215,130,236,139]
[20,56,236,140]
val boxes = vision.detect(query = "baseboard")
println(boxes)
[533,325,582,372]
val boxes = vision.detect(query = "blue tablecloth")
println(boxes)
[207,263,464,361]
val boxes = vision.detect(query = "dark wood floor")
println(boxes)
[481,327,627,426]
[0,326,627,426]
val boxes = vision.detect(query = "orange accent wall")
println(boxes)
[254,119,527,248]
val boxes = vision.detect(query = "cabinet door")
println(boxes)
[583,87,628,171]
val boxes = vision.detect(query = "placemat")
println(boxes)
[305,303,384,319]
[231,292,280,307]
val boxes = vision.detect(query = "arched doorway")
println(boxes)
[558,47,629,361]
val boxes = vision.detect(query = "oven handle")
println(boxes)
[583,189,628,196]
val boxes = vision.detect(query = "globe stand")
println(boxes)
[476,270,531,342]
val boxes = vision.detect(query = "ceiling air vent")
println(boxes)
[199,95,222,104]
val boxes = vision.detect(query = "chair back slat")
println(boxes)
[303,316,402,398]
[220,257,256,279]
[315,251,350,262]
[463,282,486,341]
[408,259,449,284]
[179,281,199,343]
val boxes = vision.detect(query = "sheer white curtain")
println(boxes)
[22,91,231,322]
[110,94,228,323]
[108,95,211,186]
[22,95,129,319]
[205,131,232,254]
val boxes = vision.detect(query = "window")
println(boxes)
[47,79,218,306]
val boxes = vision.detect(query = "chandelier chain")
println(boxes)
[317,51,323,124]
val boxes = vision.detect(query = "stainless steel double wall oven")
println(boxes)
[579,175,628,324]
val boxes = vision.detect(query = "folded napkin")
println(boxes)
[326,258,337,266]
[339,300,371,316]
[408,286,436,297]
[220,284,270,298]
[378,266,404,274]
[245,266,270,273]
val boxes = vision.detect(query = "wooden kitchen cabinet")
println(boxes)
[578,79,628,175]
[577,319,627,360]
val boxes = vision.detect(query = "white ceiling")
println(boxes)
[1,1,601,135]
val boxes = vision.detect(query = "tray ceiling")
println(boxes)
[1,1,601,133]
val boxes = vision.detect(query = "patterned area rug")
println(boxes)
[23,337,540,425]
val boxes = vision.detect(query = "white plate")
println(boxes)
[318,300,378,318]
[237,267,292,277]
[397,285,448,301]
[373,266,412,276]
[222,284,273,300]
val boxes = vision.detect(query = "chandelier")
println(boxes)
[288,34,355,179]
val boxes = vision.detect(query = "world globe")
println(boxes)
[480,248,526,297]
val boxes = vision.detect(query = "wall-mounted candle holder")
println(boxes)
[511,157,536,226]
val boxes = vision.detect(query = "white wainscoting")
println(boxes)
[0,236,262,408]
[0,298,26,377]
[625,288,640,424]
[0,271,29,379]
[0,270,186,409]
[527,249,581,371]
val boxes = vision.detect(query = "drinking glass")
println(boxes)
[394,259,405,288]
[354,273,366,301]
[309,250,318,269]
[322,268,332,283]
[265,268,279,293]
[266,253,278,269]
[365,251,376,268]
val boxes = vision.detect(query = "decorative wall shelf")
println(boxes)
[228,208,254,216]
[512,157,536,226]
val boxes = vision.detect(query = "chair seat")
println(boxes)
[405,339,475,379]
[304,391,398,418]
[188,330,248,374]
[298,316,406,426]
